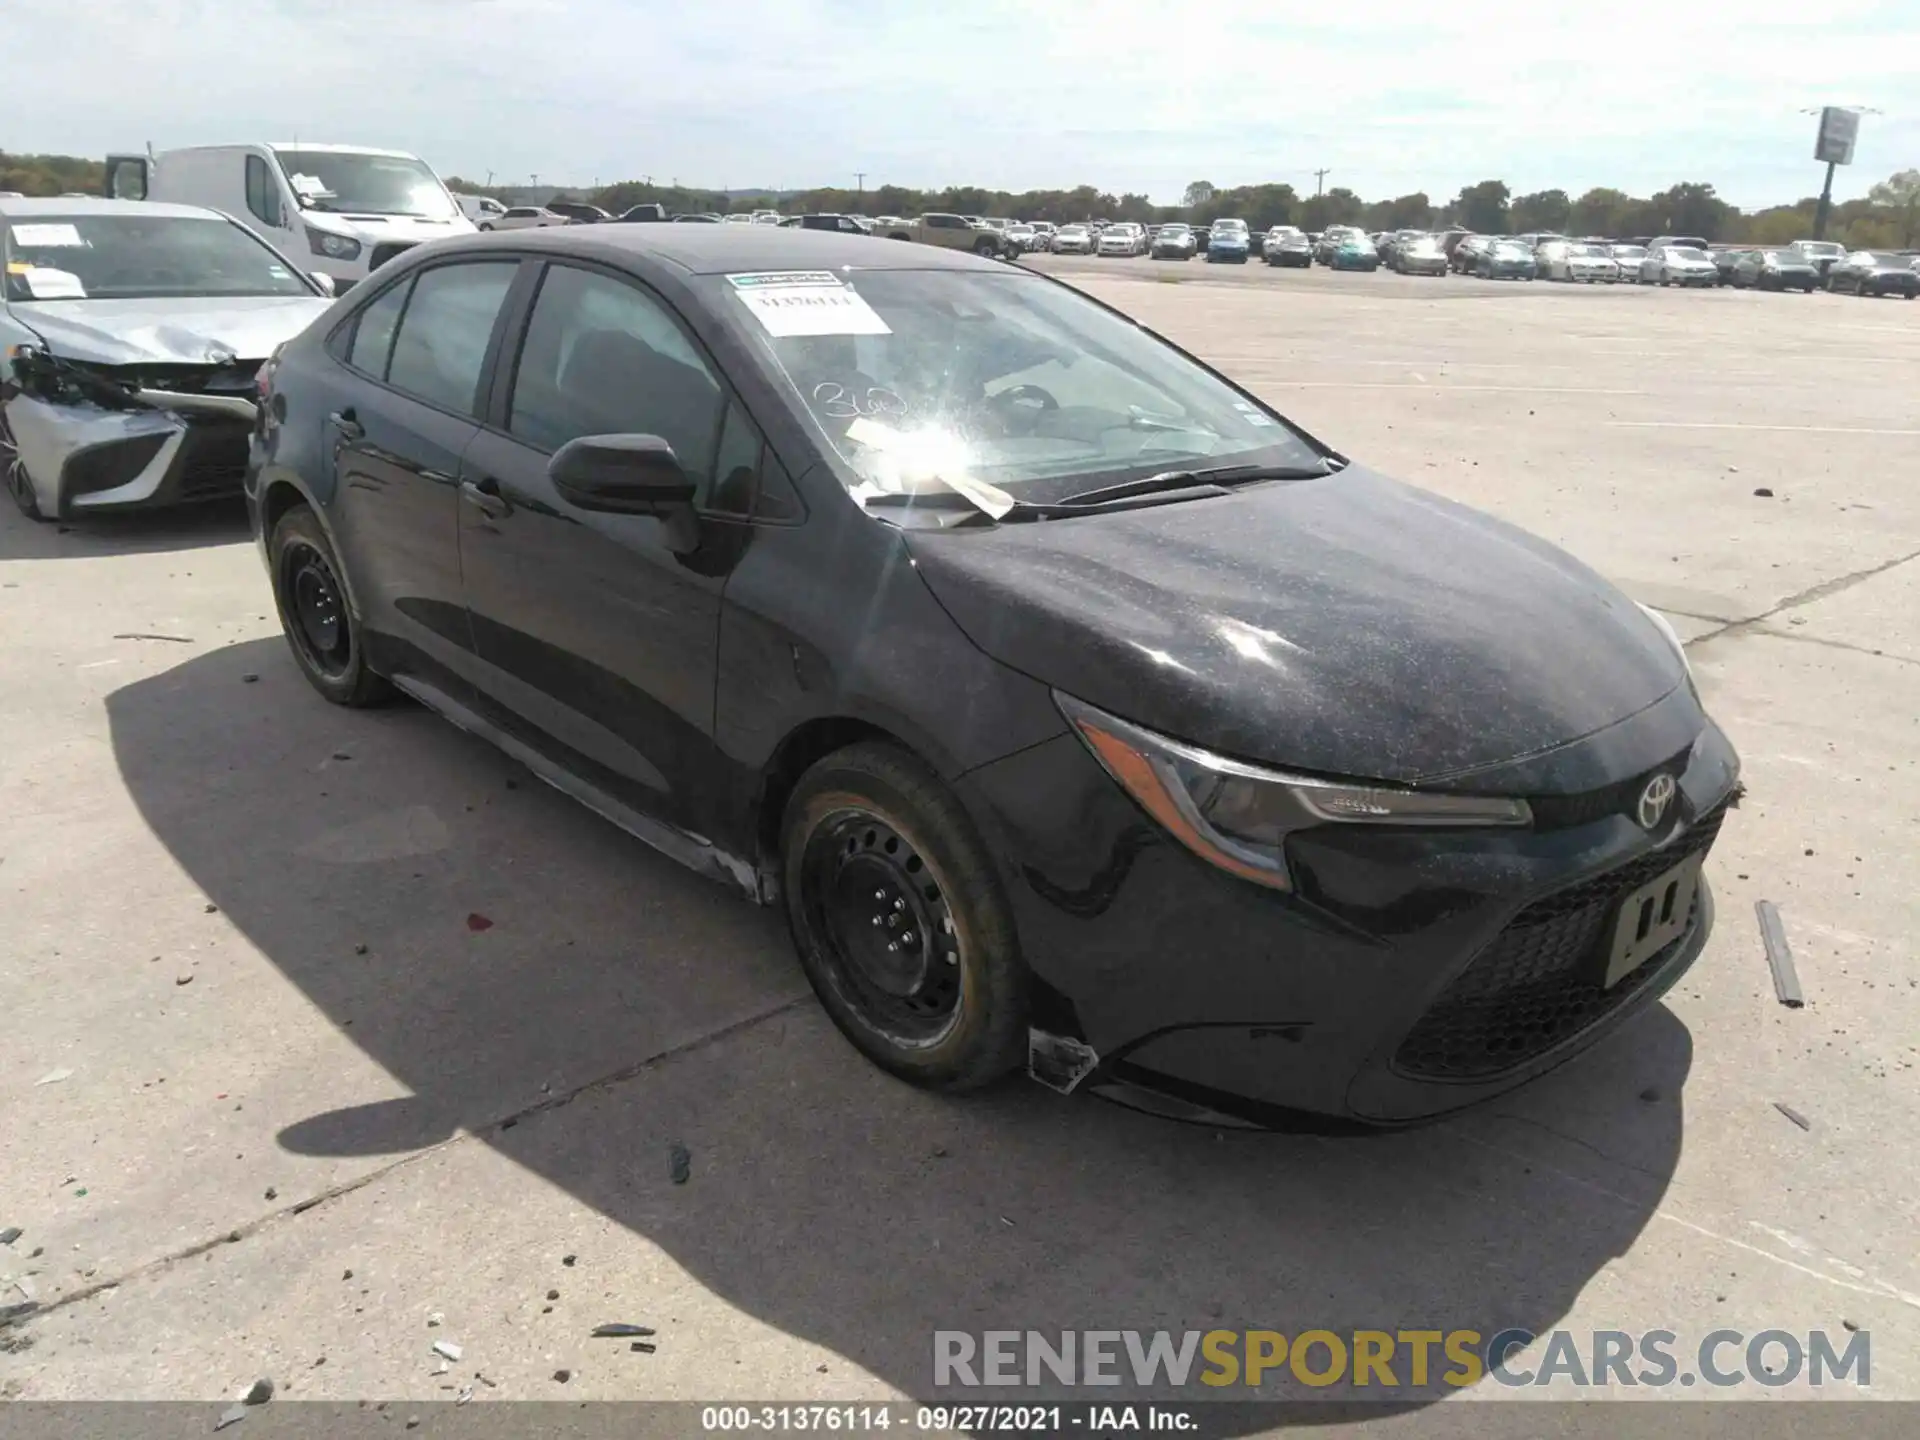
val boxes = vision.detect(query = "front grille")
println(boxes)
[369,241,418,271]
[174,419,253,500]
[1393,806,1727,1081]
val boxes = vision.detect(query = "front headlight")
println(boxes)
[305,227,362,261]
[1057,694,1531,891]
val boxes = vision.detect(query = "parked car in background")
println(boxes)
[1,197,334,520]
[1476,239,1537,280]
[1451,235,1491,273]
[1152,223,1196,259]
[246,223,1739,1126]
[876,214,1005,256]
[1051,224,1094,254]
[617,204,669,223]
[672,213,723,223]
[1644,245,1717,287]
[1206,218,1251,263]
[1786,239,1846,281]
[458,195,508,225]
[1313,226,1361,264]
[1544,242,1620,283]
[487,205,569,231]
[1729,247,1818,292]
[1710,247,1747,286]
[1328,233,1379,271]
[1263,226,1312,267]
[1191,224,1213,251]
[1393,234,1448,276]
[798,214,871,235]
[1027,221,1056,249]
[546,201,613,225]
[1609,243,1647,281]
[1826,250,1920,298]
[1098,222,1148,257]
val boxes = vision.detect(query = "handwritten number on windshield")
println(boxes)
[813,382,908,422]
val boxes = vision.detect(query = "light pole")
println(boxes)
[1313,168,1330,197]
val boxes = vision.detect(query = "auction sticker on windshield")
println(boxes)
[10,224,86,248]
[727,271,891,338]
[20,267,86,299]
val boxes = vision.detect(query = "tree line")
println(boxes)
[4,148,1915,249]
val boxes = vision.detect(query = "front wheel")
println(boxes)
[781,742,1029,1091]
[269,505,393,707]
[1,406,49,521]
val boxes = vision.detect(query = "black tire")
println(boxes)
[781,741,1029,1091]
[1,406,50,521]
[269,504,392,707]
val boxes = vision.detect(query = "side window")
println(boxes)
[506,265,725,500]
[707,403,762,517]
[344,279,412,378]
[244,155,282,229]
[385,262,518,415]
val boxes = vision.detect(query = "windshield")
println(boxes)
[271,148,458,219]
[1491,242,1529,258]
[2,213,315,302]
[1798,242,1843,256]
[1864,251,1906,266]
[1612,245,1646,258]
[1213,220,1247,233]
[710,268,1328,510]
[1160,225,1189,235]
[1669,247,1708,261]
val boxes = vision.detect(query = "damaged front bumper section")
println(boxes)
[3,346,260,518]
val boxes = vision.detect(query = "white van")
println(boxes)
[457,194,507,225]
[104,143,476,290]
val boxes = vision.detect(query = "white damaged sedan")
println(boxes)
[2,197,335,521]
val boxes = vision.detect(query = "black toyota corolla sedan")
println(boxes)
[247,227,1741,1126]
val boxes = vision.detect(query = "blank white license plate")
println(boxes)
[1602,856,1703,988]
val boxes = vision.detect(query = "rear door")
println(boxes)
[322,257,522,697]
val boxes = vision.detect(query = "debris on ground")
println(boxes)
[406,1419,420,1430]
[1752,487,1774,498]
[466,913,494,932]
[242,674,259,684]
[12,1278,36,1301]
[243,1378,274,1406]
[427,1311,444,1328]
[630,1341,657,1354]
[175,974,194,987]
[562,1255,577,1267]
[432,1340,463,1362]
[264,1188,277,1201]
[331,751,351,761]
[591,1323,655,1339]
[1756,900,1804,1007]
[1774,1102,1812,1131]
[0,1301,40,1326]
[34,1069,73,1086]
[1638,1087,1661,1103]
[213,1404,248,1431]
[669,1142,691,1185]
[354,944,368,955]
[1842,1319,1860,1333]
[204,903,219,914]
[455,1386,475,1406]
[114,633,194,644]
[0,1228,20,1247]
[546,1289,559,1301]
[552,1369,572,1384]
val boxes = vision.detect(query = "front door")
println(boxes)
[457,260,759,835]
[324,258,521,696]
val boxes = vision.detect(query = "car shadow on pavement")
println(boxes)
[0,498,252,563]
[106,637,1693,1421]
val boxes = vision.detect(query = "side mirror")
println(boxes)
[309,272,337,297]
[549,434,700,549]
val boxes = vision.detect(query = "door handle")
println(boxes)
[327,409,364,440]
[460,477,510,519]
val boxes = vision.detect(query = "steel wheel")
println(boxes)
[279,537,353,681]
[800,811,962,1047]
[0,405,44,520]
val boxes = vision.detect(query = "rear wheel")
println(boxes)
[269,505,392,707]
[781,742,1029,1091]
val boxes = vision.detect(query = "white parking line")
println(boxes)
[1608,421,1920,435]
[1265,382,1652,393]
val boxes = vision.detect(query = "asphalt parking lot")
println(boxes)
[2,263,1917,1414]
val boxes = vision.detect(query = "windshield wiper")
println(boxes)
[1056,458,1342,506]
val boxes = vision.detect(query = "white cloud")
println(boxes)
[6,0,1914,206]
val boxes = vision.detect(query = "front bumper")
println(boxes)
[1207,248,1249,262]
[3,390,254,518]
[1331,255,1379,270]
[1401,257,1447,274]
[959,711,1741,1126]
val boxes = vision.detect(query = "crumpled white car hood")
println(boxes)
[10,294,335,366]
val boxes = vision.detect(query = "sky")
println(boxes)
[7,0,1916,209]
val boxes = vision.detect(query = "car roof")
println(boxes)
[0,195,220,221]
[455,223,1012,276]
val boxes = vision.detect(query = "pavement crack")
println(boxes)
[0,991,812,1334]
[1477,1111,1671,1181]
[1688,547,1920,649]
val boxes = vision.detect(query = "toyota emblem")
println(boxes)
[1637,773,1677,830]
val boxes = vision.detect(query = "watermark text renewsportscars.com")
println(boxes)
[933,1328,1870,1391]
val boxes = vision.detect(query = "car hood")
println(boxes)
[905,466,1684,785]
[8,295,335,365]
